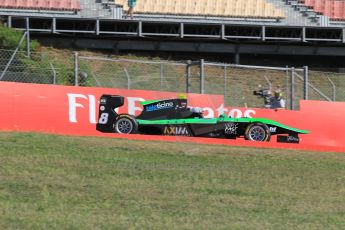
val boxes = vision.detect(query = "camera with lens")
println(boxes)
[253,89,271,98]
[253,89,273,108]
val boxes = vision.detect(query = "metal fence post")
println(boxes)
[224,65,227,105]
[26,17,30,58]
[0,32,27,80]
[285,66,289,109]
[200,59,205,94]
[290,67,295,110]
[303,66,309,100]
[74,52,79,86]
[50,62,57,84]
[327,77,336,101]
[160,63,164,90]
[7,16,12,28]
[123,68,131,89]
[186,60,191,93]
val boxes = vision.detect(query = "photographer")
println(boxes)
[270,89,285,109]
[254,87,285,109]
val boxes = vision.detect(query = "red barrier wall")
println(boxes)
[0,82,223,135]
[0,82,344,153]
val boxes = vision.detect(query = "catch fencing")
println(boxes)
[308,70,345,102]
[0,48,344,110]
[0,49,75,85]
[78,54,343,110]
[202,62,306,110]
[77,55,188,93]
[0,49,55,84]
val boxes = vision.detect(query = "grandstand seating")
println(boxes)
[297,0,345,20]
[0,0,81,11]
[115,0,285,19]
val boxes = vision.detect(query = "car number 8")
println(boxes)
[98,113,109,124]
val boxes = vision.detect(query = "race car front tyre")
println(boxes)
[245,123,271,142]
[113,114,138,134]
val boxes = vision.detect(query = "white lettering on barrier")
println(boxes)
[127,97,145,115]
[89,95,96,124]
[216,104,226,115]
[244,109,256,118]
[202,107,214,118]
[68,94,146,124]
[229,109,242,118]
[67,94,257,124]
[67,93,88,123]
[215,104,256,118]
[216,104,256,118]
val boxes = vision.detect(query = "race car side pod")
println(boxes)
[96,95,124,133]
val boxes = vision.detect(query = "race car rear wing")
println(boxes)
[96,95,124,132]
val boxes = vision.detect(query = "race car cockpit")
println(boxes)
[136,98,203,120]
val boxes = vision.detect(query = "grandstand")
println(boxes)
[286,0,345,25]
[0,0,81,17]
[0,0,344,26]
[77,0,345,26]
[288,0,345,20]
[0,0,345,69]
[115,0,285,20]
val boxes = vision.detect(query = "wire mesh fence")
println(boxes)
[79,56,188,92]
[0,49,75,85]
[77,56,345,109]
[203,63,293,109]
[0,49,53,84]
[0,49,344,110]
[309,70,345,102]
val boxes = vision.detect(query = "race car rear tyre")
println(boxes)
[245,123,271,142]
[114,114,138,134]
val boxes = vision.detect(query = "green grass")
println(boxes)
[1,132,345,229]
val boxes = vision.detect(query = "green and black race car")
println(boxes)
[96,95,309,143]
